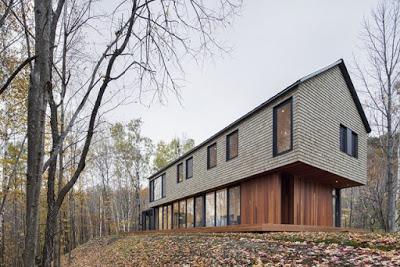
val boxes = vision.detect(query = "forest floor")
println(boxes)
[61,231,400,266]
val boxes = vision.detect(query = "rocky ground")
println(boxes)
[61,232,400,266]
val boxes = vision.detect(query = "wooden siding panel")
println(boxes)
[293,176,333,226]
[241,173,281,224]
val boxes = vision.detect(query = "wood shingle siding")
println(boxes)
[148,61,368,208]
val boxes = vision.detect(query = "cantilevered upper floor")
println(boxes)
[147,59,371,208]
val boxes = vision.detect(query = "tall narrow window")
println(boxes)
[205,192,215,227]
[228,186,241,225]
[163,206,168,230]
[161,174,166,198]
[149,180,154,202]
[177,163,183,183]
[173,202,179,229]
[154,177,162,201]
[207,143,217,169]
[226,130,239,160]
[158,207,163,230]
[216,189,227,226]
[195,196,204,227]
[179,200,186,228]
[340,125,347,153]
[167,205,172,230]
[186,157,193,179]
[273,98,293,156]
[186,198,194,228]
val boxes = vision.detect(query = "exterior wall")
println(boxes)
[149,65,369,208]
[241,173,281,224]
[296,66,368,185]
[150,90,300,207]
[293,176,333,226]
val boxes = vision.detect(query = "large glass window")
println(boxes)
[179,200,186,228]
[207,143,217,169]
[228,186,241,225]
[195,196,204,227]
[273,98,292,156]
[177,163,183,183]
[226,130,238,160]
[167,205,172,230]
[216,189,227,226]
[205,192,215,227]
[158,207,163,230]
[150,174,165,202]
[186,157,193,179]
[173,202,179,229]
[186,198,194,228]
[162,206,168,230]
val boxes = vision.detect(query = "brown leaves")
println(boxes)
[61,232,400,266]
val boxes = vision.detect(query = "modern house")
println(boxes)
[142,59,370,231]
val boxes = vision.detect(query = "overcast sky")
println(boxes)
[106,0,378,145]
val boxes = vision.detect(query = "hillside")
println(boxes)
[61,232,400,266]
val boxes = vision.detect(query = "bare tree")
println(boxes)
[0,0,241,266]
[355,0,400,232]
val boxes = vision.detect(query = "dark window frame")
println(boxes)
[149,179,154,202]
[176,162,183,183]
[186,157,193,179]
[227,185,241,225]
[273,97,293,157]
[226,130,239,161]
[339,124,358,158]
[207,143,217,169]
[161,173,166,198]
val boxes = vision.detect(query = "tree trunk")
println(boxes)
[24,0,52,265]
[41,206,59,267]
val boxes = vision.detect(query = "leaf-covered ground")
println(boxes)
[61,232,400,266]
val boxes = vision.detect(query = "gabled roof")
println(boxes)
[148,59,371,180]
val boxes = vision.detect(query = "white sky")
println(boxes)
[105,0,378,145]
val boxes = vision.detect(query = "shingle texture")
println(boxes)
[149,65,368,208]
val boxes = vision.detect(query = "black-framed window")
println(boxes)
[226,130,239,161]
[228,186,241,225]
[216,189,227,226]
[186,157,193,179]
[149,180,154,202]
[340,124,358,158]
[149,174,165,202]
[273,97,293,156]
[195,195,205,227]
[207,143,217,169]
[161,174,166,198]
[177,163,183,183]
[187,198,194,228]
[205,191,215,227]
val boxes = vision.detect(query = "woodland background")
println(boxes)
[0,0,399,267]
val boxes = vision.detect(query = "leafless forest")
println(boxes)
[0,0,399,267]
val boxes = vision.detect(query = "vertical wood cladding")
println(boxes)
[241,172,333,227]
[293,176,333,226]
[241,173,281,224]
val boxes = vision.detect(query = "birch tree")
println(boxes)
[355,0,400,232]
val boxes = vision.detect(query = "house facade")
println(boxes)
[142,59,370,231]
